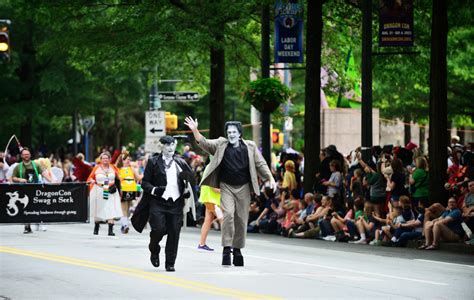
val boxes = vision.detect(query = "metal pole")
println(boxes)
[361,0,373,150]
[85,132,89,162]
[72,110,78,155]
[283,63,290,150]
[261,3,271,166]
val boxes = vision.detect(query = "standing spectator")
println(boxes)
[73,153,93,182]
[87,151,122,236]
[385,158,408,208]
[409,157,429,209]
[360,158,386,217]
[322,160,343,204]
[11,148,40,233]
[281,160,297,193]
[0,152,8,183]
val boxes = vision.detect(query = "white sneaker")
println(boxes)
[322,235,336,242]
[38,224,47,232]
[353,239,367,244]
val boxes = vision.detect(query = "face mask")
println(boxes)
[227,125,240,145]
[162,142,176,159]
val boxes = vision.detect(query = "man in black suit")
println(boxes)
[132,136,193,272]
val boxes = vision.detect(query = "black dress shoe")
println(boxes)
[233,248,244,267]
[150,253,160,268]
[165,265,175,272]
[222,247,232,266]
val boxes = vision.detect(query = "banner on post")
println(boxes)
[274,0,304,63]
[379,0,414,47]
[0,183,89,224]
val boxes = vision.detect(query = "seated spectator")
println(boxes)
[285,193,315,237]
[399,195,415,221]
[419,198,464,250]
[370,206,405,245]
[329,197,360,241]
[248,187,279,234]
[289,195,332,239]
[279,189,301,236]
[391,207,424,247]
[352,201,378,244]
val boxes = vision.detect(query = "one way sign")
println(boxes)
[145,111,166,138]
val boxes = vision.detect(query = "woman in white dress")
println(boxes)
[87,151,123,236]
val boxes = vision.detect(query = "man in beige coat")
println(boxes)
[185,116,275,266]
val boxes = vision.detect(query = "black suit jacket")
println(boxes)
[131,154,194,233]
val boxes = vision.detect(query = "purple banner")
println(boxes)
[379,0,414,47]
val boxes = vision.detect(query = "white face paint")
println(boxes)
[226,125,240,146]
[162,142,177,159]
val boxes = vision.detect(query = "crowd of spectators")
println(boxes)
[241,138,474,250]
[2,136,473,250]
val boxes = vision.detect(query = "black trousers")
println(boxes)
[148,201,183,267]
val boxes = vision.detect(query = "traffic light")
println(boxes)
[165,112,178,130]
[0,23,10,60]
[0,31,10,59]
[272,129,280,144]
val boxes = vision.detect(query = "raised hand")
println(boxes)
[184,116,198,131]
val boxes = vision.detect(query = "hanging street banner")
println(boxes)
[274,0,304,63]
[0,183,89,224]
[379,0,414,47]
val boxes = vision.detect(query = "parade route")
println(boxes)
[1,224,473,299]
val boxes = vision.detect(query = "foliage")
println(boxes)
[243,78,293,113]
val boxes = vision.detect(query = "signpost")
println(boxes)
[158,91,200,102]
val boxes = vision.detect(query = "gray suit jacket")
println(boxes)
[196,136,272,196]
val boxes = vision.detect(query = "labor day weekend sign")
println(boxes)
[274,0,304,64]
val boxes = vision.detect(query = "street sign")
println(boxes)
[158,91,200,102]
[82,116,95,133]
[145,110,165,153]
[145,136,161,153]
[145,111,166,137]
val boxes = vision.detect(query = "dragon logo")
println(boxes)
[6,191,29,217]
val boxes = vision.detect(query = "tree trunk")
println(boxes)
[428,0,449,205]
[303,0,323,194]
[18,19,36,148]
[458,126,465,145]
[404,116,411,146]
[114,101,121,150]
[209,36,225,139]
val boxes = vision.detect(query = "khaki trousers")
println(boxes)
[220,182,251,249]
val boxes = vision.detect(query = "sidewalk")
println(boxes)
[406,239,474,255]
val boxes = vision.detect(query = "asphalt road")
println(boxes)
[1,223,473,299]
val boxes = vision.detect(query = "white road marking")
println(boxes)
[245,254,448,286]
[414,259,474,269]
